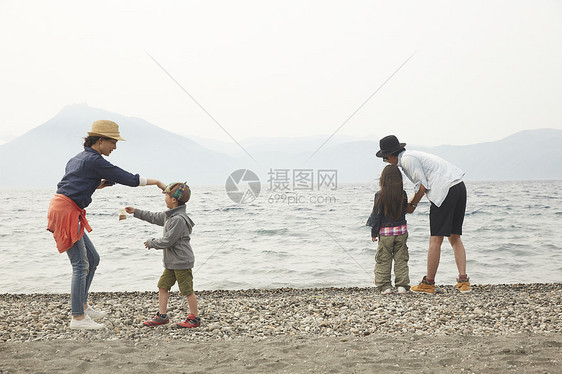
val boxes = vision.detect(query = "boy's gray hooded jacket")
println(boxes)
[134,205,195,269]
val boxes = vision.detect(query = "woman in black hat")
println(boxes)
[376,135,471,294]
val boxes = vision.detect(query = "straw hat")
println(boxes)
[87,120,126,141]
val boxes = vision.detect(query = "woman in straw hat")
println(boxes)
[47,120,166,330]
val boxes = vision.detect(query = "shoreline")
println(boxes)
[1,283,561,373]
[1,283,561,341]
[2,281,561,296]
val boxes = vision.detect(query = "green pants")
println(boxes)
[374,233,410,290]
[158,269,194,296]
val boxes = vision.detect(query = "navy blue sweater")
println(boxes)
[56,147,140,209]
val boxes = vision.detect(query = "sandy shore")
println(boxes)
[1,283,561,373]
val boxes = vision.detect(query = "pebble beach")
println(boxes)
[1,283,561,373]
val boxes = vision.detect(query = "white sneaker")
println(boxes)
[70,314,105,330]
[85,305,107,320]
[382,288,393,295]
[397,286,407,294]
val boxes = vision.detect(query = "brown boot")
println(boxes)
[410,276,435,294]
[455,277,472,293]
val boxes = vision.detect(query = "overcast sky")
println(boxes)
[1,0,561,147]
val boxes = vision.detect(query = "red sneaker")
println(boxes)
[177,314,201,328]
[143,314,169,327]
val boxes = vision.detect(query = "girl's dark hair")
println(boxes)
[375,165,404,221]
[84,136,111,147]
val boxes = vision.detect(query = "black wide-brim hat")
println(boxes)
[376,135,406,158]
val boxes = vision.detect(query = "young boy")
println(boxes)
[125,182,200,328]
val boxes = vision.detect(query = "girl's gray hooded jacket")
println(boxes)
[133,205,195,269]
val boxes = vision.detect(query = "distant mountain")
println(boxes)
[0,104,238,187]
[188,134,381,156]
[0,104,560,187]
[417,129,562,181]
[231,129,562,182]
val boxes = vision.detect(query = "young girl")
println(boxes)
[367,165,410,294]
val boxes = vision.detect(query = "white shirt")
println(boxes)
[398,150,464,207]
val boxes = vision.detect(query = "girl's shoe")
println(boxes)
[381,288,393,295]
[177,314,201,328]
[70,314,105,330]
[397,286,407,294]
[85,305,107,320]
[143,314,170,327]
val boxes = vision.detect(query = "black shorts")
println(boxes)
[429,182,466,237]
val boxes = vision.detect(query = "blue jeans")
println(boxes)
[66,233,100,316]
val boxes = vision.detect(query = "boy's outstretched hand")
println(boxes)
[125,206,135,214]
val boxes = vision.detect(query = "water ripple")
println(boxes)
[1,181,561,293]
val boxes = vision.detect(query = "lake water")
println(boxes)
[0,180,561,294]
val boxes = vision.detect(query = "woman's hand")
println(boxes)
[146,179,167,192]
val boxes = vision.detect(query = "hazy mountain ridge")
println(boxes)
[230,130,562,182]
[418,129,562,181]
[0,104,560,187]
[0,104,238,187]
